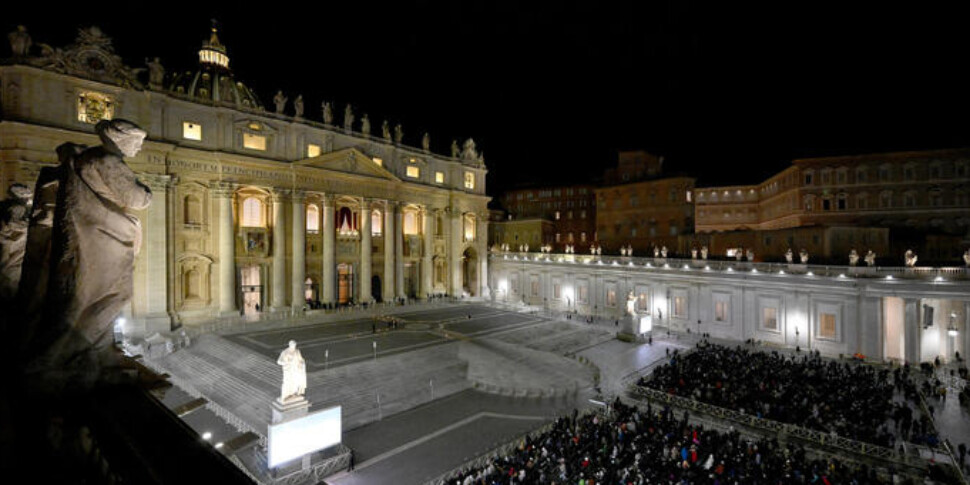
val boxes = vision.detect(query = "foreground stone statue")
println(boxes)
[27,119,151,389]
[799,249,809,264]
[273,90,287,114]
[626,291,636,316]
[361,114,371,135]
[848,249,859,266]
[277,340,307,402]
[785,248,794,264]
[322,101,333,124]
[865,250,876,267]
[293,95,304,118]
[0,184,32,300]
[904,250,917,267]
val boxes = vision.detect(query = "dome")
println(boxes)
[167,27,264,111]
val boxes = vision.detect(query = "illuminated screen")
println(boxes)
[268,405,341,467]
[638,316,652,334]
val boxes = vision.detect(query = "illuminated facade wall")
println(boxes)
[594,176,696,254]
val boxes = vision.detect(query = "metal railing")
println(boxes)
[493,252,970,281]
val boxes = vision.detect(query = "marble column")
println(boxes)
[382,201,396,301]
[271,191,287,311]
[214,182,237,316]
[904,297,920,364]
[477,214,489,297]
[964,302,970,364]
[291,192,306,310]
[359,198,372,303]
[132,174,172,335]
[322,195,335,305]
[448,207,462,296]
[420,207,433,298]
[395,206,405,299]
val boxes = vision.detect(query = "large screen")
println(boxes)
[267,405,342,468]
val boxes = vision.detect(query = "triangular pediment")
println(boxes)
[295,148,400,181]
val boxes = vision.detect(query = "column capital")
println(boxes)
[271,189,291,203]
[137,173,173,191]
[322,193,336,207]
[291,189,307,202]
[210,181,235,198]
[386,200,401,210]
[360,197,374,209]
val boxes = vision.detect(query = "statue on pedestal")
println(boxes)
[0,184,32,300]
[361,114,371,135]
[653,246,659,258]
[422,132,430,152]
[8,25,32,57]
[293,95,304,118]
[785,248,794,264]
[701,246,708,260]
[734,249,743,261]
[626,291,636,316]
[904,250,917,267]
[393,124,404,144]
[343,104,354,131]
[661,246,668,258]
[865,250,876,267]
[145,57,164,88]
[321,101,334,124]
[746,249,754,262]
[451,140,460,158]
[273,90,287,114]
[848,249,859,266]
[277,340,306,402]
[691,248,698,259]
[381,120,391,141]
[596,246,602,256]
[799,249,809,264]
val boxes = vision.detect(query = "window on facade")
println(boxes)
[669,224,678,236]
[631,227,637,237]
[837,195,846,210]
[837,170,846,184]
[241,197,264,227]
[822,198,831,211]
[637,292,648,312]
[630,195,638,207]
[857,194,868,209]
[904,192,916,207]
[686,190,692,202]
[243,133,267,151]
[435,171,445,184]
[568,232,575,243]
[880,191,892,208]
[578,284,588,303]
[904,166,916,180]
[306,204,320,232]
[307,144,321,158]
[531,278,539,297]
[856,168,867,183]
[819,313,837,339]
[607,288,617,307]
[567,211,573,219]
[406,166,420,178]
[673,296,686,319]
[553,283,561,299]
[714,301,728,322]
[371,210,382,236]
[956,163,968,177]
[804,173,813,185]
[555,233,561,243]
[463,214,476,241]
[929,190,943,207]
[930,164,942,179]
[403,211,419,235]
[77,91,114,124]
[184,269,201,300]
[372,157,383,167]
[555,211,560,220]
[184,195,202,225]
[182,121,202,140]
[580,232,586,242]
[580,210,586,219]
[464,171,475,189]
[879,165,891,181]
[763,307,778,330]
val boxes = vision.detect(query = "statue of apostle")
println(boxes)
[277,340,307,402]
[29,119,151,388]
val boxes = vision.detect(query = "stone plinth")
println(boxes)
[268,396,311,479]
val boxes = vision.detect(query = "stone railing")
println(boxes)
[493,252,970,281]
[628,385,940,471]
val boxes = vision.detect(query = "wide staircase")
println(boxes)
[491,319,616,354]
[155,334,471,432]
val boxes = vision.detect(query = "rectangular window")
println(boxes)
[819,313,837,339]
[804,173,813,185]
[607,288,617,307]
[182,122,202,140]
[406,166,420,178]
[580,232,586,242]
[464,172,475,189]
[578,284,588,303]
[637,291,649,312]
[580,210,586,219]
[763,307,778,330]
[373,157,383,167]
[77,91,114,124]
[435,171,445,184]
[714,301,728,322]
[243,133,267,151]
[531,278,539,297]
[307,144,321,158]
[555,211,560,220]
[673,296,687,319]
[553,283,561,299]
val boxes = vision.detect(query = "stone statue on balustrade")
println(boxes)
[964,249,970,267]
[8,25,32,57]
[848,249,859,266]
[394,124,404,144]
[0,184,32,301]
[691,248,698,259]
[24,119,151,391]
[382,120,391,141]
[596,246,602,255]
[277,340,307,403]
[273,90,287,114]
[451,140,460,158]
[523,244,529,253]
[293,95,304,118]
[422,132,431,152]
[799,249,809,264]
[361,114,371,135]
[322,101,334,124]
[785,248,794,264]
[344,104,355,131]
[620,246,627,256]
[734,249,743,261]
[904,249,917,267]
[701,246,708,260]
[653,246,659,258]
[865,250,876,267]
[145,57,164,88]
[661,246,668,258]
[746,249,755,262]
[591,245,598,255]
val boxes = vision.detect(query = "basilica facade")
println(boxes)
[0,26,490,335]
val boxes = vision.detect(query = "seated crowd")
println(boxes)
[638,344,937,448]
[447,399,891,484]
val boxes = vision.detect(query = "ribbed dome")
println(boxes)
[167,27,264,111]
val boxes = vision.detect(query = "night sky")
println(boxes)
[5,2,970,194]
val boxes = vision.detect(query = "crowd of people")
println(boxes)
[638,344,937,448]
[446,399,896,484]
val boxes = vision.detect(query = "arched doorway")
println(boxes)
[462,247,478,297]
[241,264,262,315]
[337,263,354,305]
[371,275,382,302]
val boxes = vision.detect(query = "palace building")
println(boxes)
[0,26,490,336]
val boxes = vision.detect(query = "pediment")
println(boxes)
[295,148,400,181]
